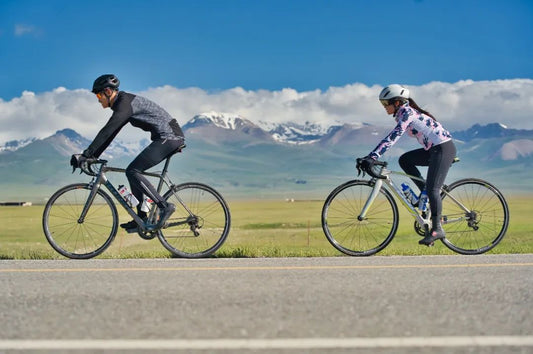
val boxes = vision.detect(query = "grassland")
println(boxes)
[0,196,532,259]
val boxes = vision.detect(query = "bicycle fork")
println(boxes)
[77,177,104,224]
[357,179,383,221]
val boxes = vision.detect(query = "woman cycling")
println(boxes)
[74,74,185,232]
[358,84,456,246]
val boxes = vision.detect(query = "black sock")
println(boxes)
[431,216,442,231]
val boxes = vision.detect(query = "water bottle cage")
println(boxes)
[418,192,429,212]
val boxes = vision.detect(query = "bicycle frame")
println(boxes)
[77,156,195,232]
[358,164,471,230]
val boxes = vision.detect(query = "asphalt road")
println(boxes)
[0,254,532,353]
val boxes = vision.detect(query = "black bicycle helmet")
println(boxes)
[92,74,120,93]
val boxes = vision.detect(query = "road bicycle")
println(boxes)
[42,145,231,259]
[321,158,509,256]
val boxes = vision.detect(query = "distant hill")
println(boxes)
[1,114,531,202]
[452,123,533,141]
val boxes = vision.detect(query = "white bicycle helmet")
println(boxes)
[379,84,409,106]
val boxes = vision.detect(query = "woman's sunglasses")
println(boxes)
[380,99,391,107]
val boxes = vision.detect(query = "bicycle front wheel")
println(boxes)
[158,183,231,258]
[42,183,118,259]
[440,178,509,255]
[322,180,399,256]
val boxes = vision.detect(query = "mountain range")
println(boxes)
[1,112,532,202]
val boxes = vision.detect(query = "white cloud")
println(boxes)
[14,24,41,37]
[1,79,532,145]
[0,87,107,144]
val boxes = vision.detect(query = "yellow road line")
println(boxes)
[0,262,532,273]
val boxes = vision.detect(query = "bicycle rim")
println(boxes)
[440,178,509,255]
[322,180,399,256]
[42,183,118,259]
[158,183,230,258]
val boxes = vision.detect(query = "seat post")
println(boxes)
[155,156,172,195]
[156,144,184,194]
[162,144,184,175]
[162,156,172,175]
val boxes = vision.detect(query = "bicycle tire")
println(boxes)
[42,183,118,259]
[440,178,509,255]
[322,180,399,256]
[158,182,231,258]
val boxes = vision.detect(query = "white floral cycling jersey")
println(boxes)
[369,103,452,159]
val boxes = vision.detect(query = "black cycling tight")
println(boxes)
[398,140,456,220]
[126,138,184,215]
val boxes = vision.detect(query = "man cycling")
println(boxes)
[73,74,185,231]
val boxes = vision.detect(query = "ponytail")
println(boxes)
[408,98,437,121]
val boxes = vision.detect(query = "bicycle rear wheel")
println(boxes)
[440,178,509,255]
[322,180,399,256]
[42,183,118,259]
[158,183,230,258]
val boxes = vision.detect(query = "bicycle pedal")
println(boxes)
[125,227,138,234]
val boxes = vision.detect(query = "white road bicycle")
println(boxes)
[321,158,509,256]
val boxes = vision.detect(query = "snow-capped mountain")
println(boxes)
[258,121,339,144]
[183,112,273,143]
[185,112,353,145]
[185,112,368,145]
[0,137,37,153]
[4,114,533,154]
[0,129,149,158]
[1,113,347,150]
[452,123,533,141]
[2,111,532,157]
[183,111,256,130]
[42,128,90,156]
[317,122,389,146]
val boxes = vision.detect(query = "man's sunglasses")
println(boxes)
[95,92,105,99]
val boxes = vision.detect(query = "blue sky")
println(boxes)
[1,0,533,145]
[1,0,531,100]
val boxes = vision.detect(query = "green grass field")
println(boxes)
[1,196,531,259]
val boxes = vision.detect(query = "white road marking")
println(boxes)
[0,336,532,350]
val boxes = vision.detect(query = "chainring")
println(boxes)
[137,228,158,240]
[413,220,426,236]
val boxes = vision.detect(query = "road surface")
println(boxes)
[0,254,532,353]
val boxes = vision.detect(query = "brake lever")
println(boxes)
[355,158,366,178]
